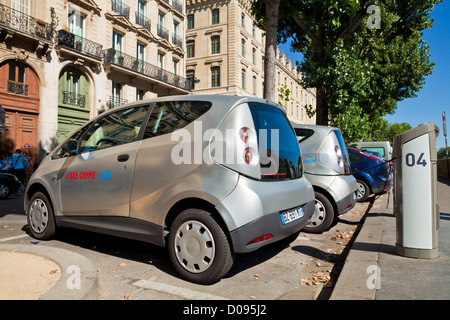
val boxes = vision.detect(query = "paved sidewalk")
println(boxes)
[0,243,98,300]
[331,177,450,300]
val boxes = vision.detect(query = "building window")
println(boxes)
[112,31,122,53]
[252,48,256,65]
[241,39,245,56]
[241,69,246,89]
[253,75,257,95]
[212,9,219,24]
[187,40,195,58]
[252,25,255,37]
[173,59,178,75]
[187,14,194,29]
[136,88,145,101]
[211,66,220,87]
[186,70,195,90]
[111,82,124,107]
[211,36,220,54]
[241,13,245,27]
[157,52,164,69]
[68,9,84,38]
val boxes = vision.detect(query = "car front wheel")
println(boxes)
[0,182,10,199]
[27,192,56,240]
[168,209,234,284]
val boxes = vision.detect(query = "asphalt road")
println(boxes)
[0,193,370,300]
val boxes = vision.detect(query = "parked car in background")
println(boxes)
[294,124,357,233]
[347,147,393,202]
[0,172,21,199]
[348,141,392,161]
[25,95,315,284]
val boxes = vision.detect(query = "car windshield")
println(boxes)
[249,103,302,181]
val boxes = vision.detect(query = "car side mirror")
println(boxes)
[62,139,78,154]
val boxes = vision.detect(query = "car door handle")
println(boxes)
[117,154,130,162]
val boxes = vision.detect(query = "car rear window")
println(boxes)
[248,103,302,181]
[333,130,351,174]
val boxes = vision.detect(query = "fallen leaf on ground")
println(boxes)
[118,262,128,267]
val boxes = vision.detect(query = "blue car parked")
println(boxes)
[347,147,392,202]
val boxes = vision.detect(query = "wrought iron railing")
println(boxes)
[62,91,86,107]
[112,0,130,20]
[135,12,151,32]
[0,3,53,41]
[108,96,128,109]
[7,80,28,96]
[172,0,183,13]
[172,34,183,49]
[103,49,192,91]
[157,24,169,41]
[57,30,103,59]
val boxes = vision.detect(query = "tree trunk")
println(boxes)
[263,0,281,102]
[315,88,329,125]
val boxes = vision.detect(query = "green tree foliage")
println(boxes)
[437,147,450,160]
[251,0,441,140]
[370,118,412,144]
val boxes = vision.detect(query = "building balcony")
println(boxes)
[7,80,28,96]
[56,30,103,60]
[108,96,128,109]
[0,3,53,44]
[157,24,169,41]
[135,12,151,32]
[112,0,130,20]
[172,0,183,13]
[103,48,192,92]
[62,91,86,108]
[172,34,183,49]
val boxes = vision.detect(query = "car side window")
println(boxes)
[295,128,314,143]
[52,126,90,159]
[143,100,211,139]
[349,151,362,163]
[78,105,149,153]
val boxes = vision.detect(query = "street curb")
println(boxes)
[329,192,390,300]
[0,244,98,300]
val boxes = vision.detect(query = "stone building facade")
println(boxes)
[0,0,190,165]
[185,0,316,125]
[0,0,316,167]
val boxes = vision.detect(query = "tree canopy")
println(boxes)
[251,0,441,141]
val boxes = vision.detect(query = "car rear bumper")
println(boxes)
[335,190,357,215]
[229,199,315,253]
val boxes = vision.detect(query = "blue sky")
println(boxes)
[278,1,449,150]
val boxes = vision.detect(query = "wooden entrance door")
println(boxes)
[0,60,40,170]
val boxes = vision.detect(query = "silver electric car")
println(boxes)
[25,95,315,284]
[294,124,357,233]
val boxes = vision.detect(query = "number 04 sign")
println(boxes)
[401,134,433,249]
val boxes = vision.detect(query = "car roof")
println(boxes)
[110,94,280,112]
[292,123,340,132]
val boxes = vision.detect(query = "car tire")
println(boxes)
[168,208,234,284]
[27,192,56,240]
[302,191,335,234]
[0,182,10,199]
[356,180,370,202]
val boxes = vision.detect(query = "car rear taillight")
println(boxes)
[240,128,249,143]
[244,147,252,164]
[247,234,273,245]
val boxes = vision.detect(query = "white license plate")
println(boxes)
[280,206,304,225]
